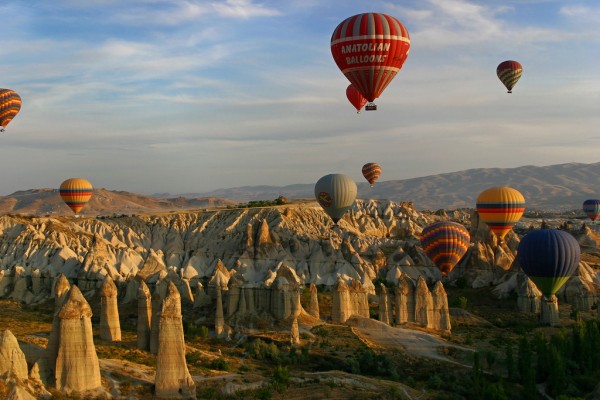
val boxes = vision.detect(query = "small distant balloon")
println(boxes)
[331,13,410,108]
[420,221,470,276]
[496,60,522,93]
[362,163,382,186]
[314,173,357,225]
[346,84,367,113]
[582,199,599,221]
[60,178,93,214]
[517,229,580,298]
[0,89,22,132]
[476,186,525,240]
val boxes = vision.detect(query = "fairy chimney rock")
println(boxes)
[47,274,71,373]
[100,276,121,342]
[0,329,28,380]
[415,276,434,329]
[257,219,273,247]
[308,283,320,320]
[290,317,300,346]
[137,280,152,350]
[432,281,451,332]
[155,282,196,398]
[215,286,225,337]
[55,285,102,394]
[378,284,390,325]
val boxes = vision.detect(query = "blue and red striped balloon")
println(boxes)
[583,199,599,221]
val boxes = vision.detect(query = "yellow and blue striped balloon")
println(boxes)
[476,186,525,240]
[59,178,93,214]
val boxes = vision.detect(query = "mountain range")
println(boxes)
[164,162,600,211]
[0,162,598,215]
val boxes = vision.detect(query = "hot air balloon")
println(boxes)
[496,60,522,93]
[314,173,357,225]
[476,187,525,240]
[59,178,93,214]
[420,221,470,276]
[362,163,382,186]
[346,84,367,113]
[582,199,600,221]
[0,89,22,132]
[331,13,410,110]
[517,229,580,299]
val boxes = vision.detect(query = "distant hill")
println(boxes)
[163,162,600,211]
[0,188,235,216]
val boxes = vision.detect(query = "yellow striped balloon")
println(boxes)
[0,89,22,131]
[476,186,525,240]
[59,178,93,214]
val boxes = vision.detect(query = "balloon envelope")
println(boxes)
[496,60,522,93]
[314,174,357,225]
[582,199,600,221]
[420,221,470,276]
[346,84,367,112]
[331,13,410,102]
[60,178,93,214]
[476,186,525,240]
[517,229,580,298]
[0,89,22,130]
[362,163,382,186]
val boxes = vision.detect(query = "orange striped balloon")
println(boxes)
[362,163,382,186]
[420,221,470,276]
[0,89,22,131]
[59,178,93,214]
[476,187,525,240]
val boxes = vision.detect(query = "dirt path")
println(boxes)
[346,316,473,365]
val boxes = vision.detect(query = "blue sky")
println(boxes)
[0,0,598,196]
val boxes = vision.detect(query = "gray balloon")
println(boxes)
[314,173,357,224]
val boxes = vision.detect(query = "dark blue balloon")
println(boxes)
[517,229,580,296]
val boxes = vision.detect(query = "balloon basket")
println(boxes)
[365,103,377,111]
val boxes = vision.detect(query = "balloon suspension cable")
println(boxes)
[507,90,512,94]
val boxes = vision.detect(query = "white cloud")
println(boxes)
[211,0,280,19]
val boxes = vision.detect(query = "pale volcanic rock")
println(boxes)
[122,277,140,304]
[308,283,320,320]
[540,295,561,326]
[290,317,300,346]
[414,276,434,329]
[100,276,121,341]
[137,280,152,350]
[332,278,351,324]
[378,284,391,325]
[431,281,451,332]
[47,274,71,374]
[54,285,102,394]
[155,282,196,399]
[150,283,164,355]
[208,260,231,294]
[0,330,28,380]
[516,273,541,314]
[395,275,414,325]
[257,218,274,247]
[193,281,211,308]
[137,249,167,282]
[561,262,598,311]
[215,286,225,338]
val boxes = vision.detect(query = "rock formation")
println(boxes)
[516,273,541,313]
[378,284,390,325]
[431,281,451,332]
[137,280,152,350]
[540,295,560,326]
[308,283,320,320]
[0,329,28,380]
[54,285,102,394]
[332,278,369,324]
[47,274,71,374]
[290,317,300,346]
[395,275,414,325]
[215,285,225,337]
[155,282,196,399]
[414,276,434,329]
[100,276,121,341]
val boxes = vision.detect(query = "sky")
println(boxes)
[0,0,598,196]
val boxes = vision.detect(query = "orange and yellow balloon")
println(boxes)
[476,187,525,240]
[59,178,93,214]
[0,89,22,131]
[362,163,382,186]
